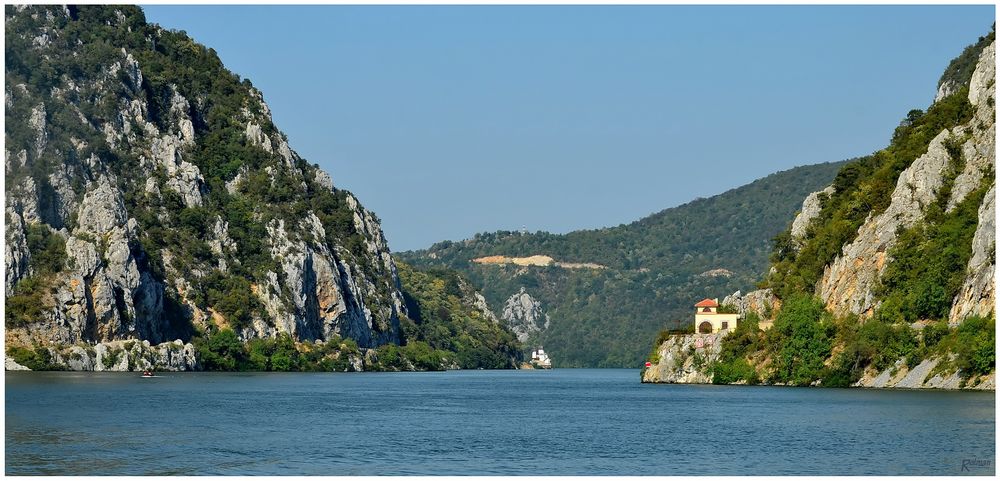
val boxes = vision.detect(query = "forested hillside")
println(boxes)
[4,5,520,371]
[645,27,996,389]
[401,161,845,367]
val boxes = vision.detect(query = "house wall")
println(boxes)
[694,313,740,333]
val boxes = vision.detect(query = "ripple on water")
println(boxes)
[5,370,995,475]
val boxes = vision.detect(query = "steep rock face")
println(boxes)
[818,129,953,316]
[501,287,550,343]
[641,331,994,390]
[5,339,198,372]
[254,205,404,348]
[641,332,725,384]
[472,291,500,324]
[4,5,405,367]
[854,356,994,390]
[4,208,29,296]
[946,44,996,212]
[819,40,996,320]
[6,358,30,371]
[722,289,778,320]
[949,185,996,324]
[67,339,199,372]
[789,186,835,245]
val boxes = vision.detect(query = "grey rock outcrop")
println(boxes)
[501,288,550,343]
[59,340,197,371]
[5,340,198,372]
[722,289,778,320]
[5,357,31,371]
[4,6,408,370]
[5,208,29,295]
[641,332,726,384]
[820,129,954,317]
[77,176,127,234]
[257,215,402,347]
[819,40,996,320]
[472,292,499,324]
[949,185,996,324]
[854,355,994,390]
[789,185,834,245]
[314,170,335,191]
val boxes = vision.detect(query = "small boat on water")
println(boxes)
[141,370,154,378]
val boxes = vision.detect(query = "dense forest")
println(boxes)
[401,161,846,367]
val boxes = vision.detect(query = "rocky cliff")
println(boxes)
[501,287,550,343]
[722,288,779,320]
[814,38,995,323]
[642,326,995,390]
[853,355,994,390]
[641,332,724,384]
[5,5,406,369]
[643,29,996,390]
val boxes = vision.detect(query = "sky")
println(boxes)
[141,5,995,252]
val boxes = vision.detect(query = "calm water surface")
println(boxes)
[5,369,995,475]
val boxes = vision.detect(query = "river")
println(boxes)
[5,369,995,475]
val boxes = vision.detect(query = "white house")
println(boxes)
[693,298,739,333]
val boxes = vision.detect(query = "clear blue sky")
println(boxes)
[141,5,994,252]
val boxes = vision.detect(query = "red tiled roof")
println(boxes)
[694,298,718,307]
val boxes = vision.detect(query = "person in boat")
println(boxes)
[142,369,152,376]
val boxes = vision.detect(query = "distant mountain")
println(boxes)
[400,161,846,367]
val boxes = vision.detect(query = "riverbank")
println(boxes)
[641,332,995,390]
[3,337,522,373]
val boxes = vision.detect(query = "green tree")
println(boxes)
[769,296,832,385]
[195,329,247,371]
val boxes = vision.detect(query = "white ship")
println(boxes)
[530,347,553,369]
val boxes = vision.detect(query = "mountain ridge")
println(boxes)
[644,27,996,389]
[4,5,520,372]
[400,160,847,367]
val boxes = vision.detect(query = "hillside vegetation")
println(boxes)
[4,5,521,371]
[646,27,996,388]
[401,161,845,367]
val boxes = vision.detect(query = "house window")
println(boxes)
[722,322,728,330]
[702,307,711,312]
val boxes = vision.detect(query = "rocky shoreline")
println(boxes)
[641,332,995,391]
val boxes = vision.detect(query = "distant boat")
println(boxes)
[141,370,154,378]
[530,348,553,369]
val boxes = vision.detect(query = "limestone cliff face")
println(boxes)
[501,288,550,343]
[644,35,996,389]
[789,186,835,246]
[4,5,405,368]
[949,185,995,324]
[642,329,995,389]
[818,40,995,323]
[44,339,200,372]
[641,332,725,384]
[853,355,994,390]
[722,289,779,320]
